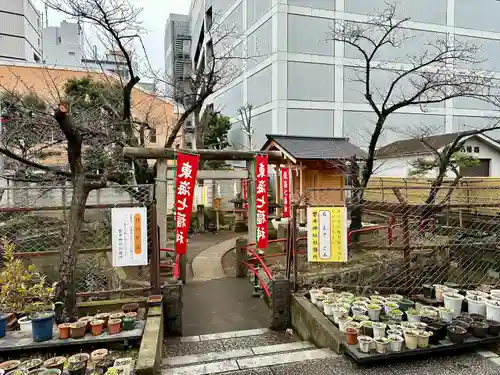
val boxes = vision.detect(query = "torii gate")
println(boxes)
[123,147,286,265]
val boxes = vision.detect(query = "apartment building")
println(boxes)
[0,0,42,62]
[185,0,500,150]
[41,20,82,66]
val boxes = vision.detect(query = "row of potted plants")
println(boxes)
[0,350,135,375]
[57,311,138,340]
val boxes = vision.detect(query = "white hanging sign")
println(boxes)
[111,207,148,267]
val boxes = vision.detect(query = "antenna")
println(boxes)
[45,4,48,28]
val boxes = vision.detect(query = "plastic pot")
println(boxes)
[95,359,113,374]
[345,327,358,345]
[108,318,122,335]
[404,330,419,350]
[471,321,489,338]
[487,319,500,336]
[398,299,415,312]
[94,313,111,328]
[357,335,373,353]
[67,363,85,375]
[384,303,399,314]
[337,316,352,332]
[374,338,390,354]
[26,369,46,375]
[387,309,404,322]
[360,322,373,337]
[320,287,333,295]
[0,314,7,338]
[68,354,89,368]
[467,291,489,299]
[435,284,446,302]
[447,325,467,344]
[486,299,500,321]
[466,296,486,316]
[30,313,54,342]
[0,363,20,374]
[438,308,454,322]
[332,307,348,324]
[469,313,486,322]
[456,315,473,325]
[78,316,94,333]
[43,358,66,372]
[122,303,139,314]
[90,320,105,336]
[20,360,43,372]
[366,304,381,321]
[58,323,71,339]
[450,320,470,334]
[322,300,335,316]
[417,331,432,348]
[18,316,32,335]
[122,317,136,331]
[406,310,421,323]
[70,322,86,339]
[388,334,404,352]
[315,295,326,311]
[387,329,403,337]
[6,370,27,375]
[91,349,109,363]
[443,293,464,318]
[423,284,435,299]
[427,321,447,342]
[309,290,322,304]
[372,322,387,338]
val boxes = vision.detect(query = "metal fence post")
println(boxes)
[235,237,248,278]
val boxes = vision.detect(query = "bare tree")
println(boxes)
[238,104,254,150]
[327,3,497,232]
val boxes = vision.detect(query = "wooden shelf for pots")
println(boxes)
[0,320,145,354]
[344,333,500,364]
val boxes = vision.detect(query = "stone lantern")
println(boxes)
[229,193,247,232]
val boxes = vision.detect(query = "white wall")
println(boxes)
[42,21,82,66]
[373,137,500,178]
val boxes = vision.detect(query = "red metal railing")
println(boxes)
[159,247,181,280]
[242,261,270,297]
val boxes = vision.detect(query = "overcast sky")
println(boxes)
[33,0,191,72]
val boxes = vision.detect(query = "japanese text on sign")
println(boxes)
[307,207,348,263]
[111,207,148,267]
[242,179,248,210]
[255,155,269,249]
[281,168,291,218]
[174,153,200,255]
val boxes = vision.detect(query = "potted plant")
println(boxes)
[27,369,46,375]
[366,304,381,321]
[486,299,500,321]
[309,289,322,304]
[68,354,89,368]
[384,302,399,313]
[387,309,404,322]
[19,360,43,372]
[322,299,335,316]
[67,362,85,375]
[18,316,32,335]
[386,328,402,337]
[122,303,139,314]
[443,292,464,318]
[487,320,500,336]
[148,295,162,306]
[109,312,125,320]
[389,294,404,301]
[43,358,66,372]
[351,305,367,316]
[466,295,486,316]
[372,322,386,338]
[0,361,21,372]
[360,321,373,337]
[315,295,326,311]
[70,321,87,339]
[447,325,467,344]
[95,313,111,327]
[406,308,421,323]
[320,287,333,295]
[398,299,415,312]
[91,320,105,336]
[469,313,486,322]
[345,327,358,345]
[373,337,390,353]
[87,369,103,375]
[404,329,419,350]
[470,321,489,338]
[332,307,347,324]
[353,314,369,323]
[437,307,453,322]
[58,323,71,339]
[122,317,135,331]
[6,370,27,375]
[388,334,404,352]
[357,335,372,353]
[0,241,56,342]
[108,319,122,335]
[417,331,433,348]
[337,315,353,332]
[113,359,134,368]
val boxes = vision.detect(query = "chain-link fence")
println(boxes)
[0,184,157,301]
[292,182,500,295]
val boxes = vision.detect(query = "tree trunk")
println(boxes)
[57,172,89,321]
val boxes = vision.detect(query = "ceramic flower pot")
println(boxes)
[357,335,373,353]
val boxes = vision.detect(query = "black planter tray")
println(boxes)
[0,320,145,353]
[344,334,500,363]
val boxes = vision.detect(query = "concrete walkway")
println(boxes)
[191,236,243,281]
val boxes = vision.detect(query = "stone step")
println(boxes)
[161,348,339,375]
[163,341,315,367]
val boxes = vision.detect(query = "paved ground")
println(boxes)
[182,278,270,336]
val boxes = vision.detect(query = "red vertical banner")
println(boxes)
[255,155,269,249]
[174,153,200,255]
[242,179,248,210]
[281,167,291,218]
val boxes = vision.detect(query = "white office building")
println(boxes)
[183,0,500,150]
[0,0,42,62]
[41,20,82,66]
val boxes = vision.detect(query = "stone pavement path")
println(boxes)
[162,328,500,375]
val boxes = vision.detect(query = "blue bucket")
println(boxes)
[0,313,6,338]
[31,313,54,342]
